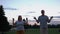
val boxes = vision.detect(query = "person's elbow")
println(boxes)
[37,20,39,23]
[48,21,50,23]
[48,20,50,23]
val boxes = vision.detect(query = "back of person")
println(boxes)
[34,10,53,34]
[38,15,48,28]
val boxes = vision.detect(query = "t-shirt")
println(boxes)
[15,21,25,31]
[38,15,49,28]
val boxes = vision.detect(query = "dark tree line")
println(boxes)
[24,24,60,29]
[48,24,60,28]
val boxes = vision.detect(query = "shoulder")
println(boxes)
[38,16,42,19]
[38,16,41,18]
[22,21,25,23]
[38,16,43,18]
[15,21,18,23]
[44,15,49,18]
[45,15,48,17]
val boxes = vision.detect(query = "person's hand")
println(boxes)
[34,17,36,19]
[50,16,53,19]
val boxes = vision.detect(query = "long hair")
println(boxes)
[18,15,22,21]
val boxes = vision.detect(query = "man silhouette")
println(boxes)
[34,10,53,34]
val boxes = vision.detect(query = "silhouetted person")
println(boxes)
[34,10,53,34]
[12,18,15,26]
[26,18,28,23]
[0,5,11,34]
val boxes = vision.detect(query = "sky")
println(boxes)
[0,0,60,20]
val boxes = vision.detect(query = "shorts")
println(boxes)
[40,27,48,34]
[16,30,25,34]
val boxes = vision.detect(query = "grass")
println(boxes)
[6,28,60,34]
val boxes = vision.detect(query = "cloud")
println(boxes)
[27,11,36,14]
[4,8,18,10]
[53,16,60,18]
[58,12,60,13]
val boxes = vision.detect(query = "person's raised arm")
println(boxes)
[13,21,16,27]
[34,17,39,23]
[48,16,53,23]
[23,18,28,25]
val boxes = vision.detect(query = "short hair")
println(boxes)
[41,10,45,13]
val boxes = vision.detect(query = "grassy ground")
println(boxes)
[6,28,60,34]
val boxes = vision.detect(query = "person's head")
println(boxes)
[18,15,22,21]
[41,10,45,16]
